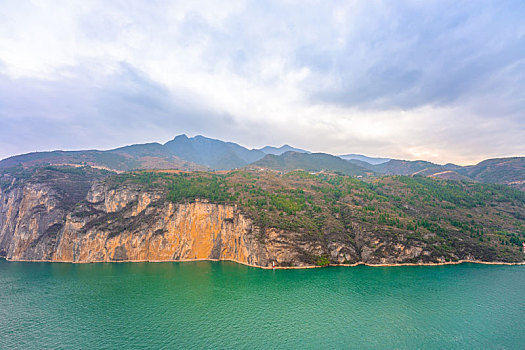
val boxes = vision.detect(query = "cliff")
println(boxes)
[0,179,326,267]
[0,166,524,267]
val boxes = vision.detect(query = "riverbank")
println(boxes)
[4,257,524,269]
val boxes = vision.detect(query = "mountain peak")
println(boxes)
[164,134,265,170]
[171,134,189,141]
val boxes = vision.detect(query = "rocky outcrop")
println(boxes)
[0,183,65,260]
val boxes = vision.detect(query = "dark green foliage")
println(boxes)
[167,174,231,203]
[315,256,330,266]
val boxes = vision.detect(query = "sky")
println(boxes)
[0,0,524,165]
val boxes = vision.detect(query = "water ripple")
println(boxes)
[0,261,523,349]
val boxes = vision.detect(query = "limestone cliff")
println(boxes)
[0,179,327,267]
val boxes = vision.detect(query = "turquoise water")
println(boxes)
[0,260,523,349]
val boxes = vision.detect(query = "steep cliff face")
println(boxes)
[0,180,329,267]
[53,182,271,265]
[0,167,106,260]
[0,183,64,260]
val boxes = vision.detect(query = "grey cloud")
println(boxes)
[299,1,525,114]
[0,62,245,159]
[162,0,524,118]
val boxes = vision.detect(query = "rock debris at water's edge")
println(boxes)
[3,257,525,269]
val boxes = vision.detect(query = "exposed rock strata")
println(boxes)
[1,181,327,267]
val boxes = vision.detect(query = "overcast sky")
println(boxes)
[0,0,524,165]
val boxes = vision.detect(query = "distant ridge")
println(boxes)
[350,158,525,191]
[258,145,310,155]
[0,144,206,172]
[458,157,525,191]
[0,134,270,171]
[338,154,390,165]
[371,159,444,175]
[250,151,371,176]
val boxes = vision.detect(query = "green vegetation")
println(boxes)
[396,176,525,208]
[167,174,231,203]
[315,256,330,266]
[105,169,525,259]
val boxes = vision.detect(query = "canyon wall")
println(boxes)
[0,181,329,267]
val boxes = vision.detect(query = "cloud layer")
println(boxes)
[0,0,524,164]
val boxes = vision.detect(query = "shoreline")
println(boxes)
[2,257,524,269]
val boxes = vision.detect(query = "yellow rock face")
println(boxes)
[53,200,263,265]
[1,182,319,268]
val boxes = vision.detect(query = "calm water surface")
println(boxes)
[0,260,523,349]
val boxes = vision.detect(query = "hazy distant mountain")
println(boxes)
[370,159,444,175]
[0,144,206,172]
[250,151,371,176]
[350,157,525,191]
[360,159,472,180]
[259,145,310,155]
[109,143,207,170]
[164,135,266,170]
[457,157,525,191]
[338,154,390,165]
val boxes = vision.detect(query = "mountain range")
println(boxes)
[1,134,524,267]
[1,134,523,190]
